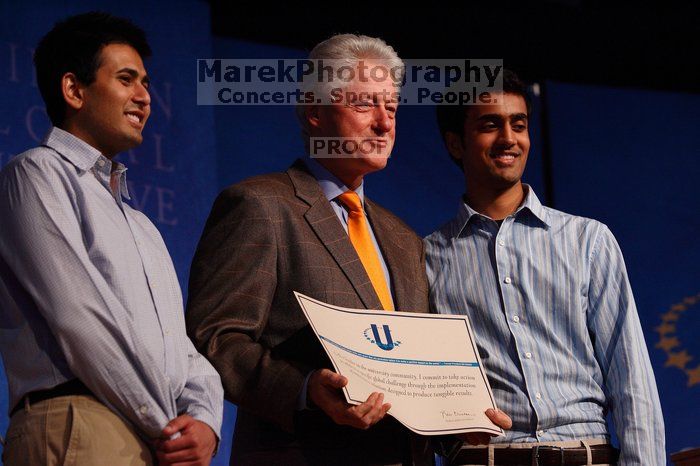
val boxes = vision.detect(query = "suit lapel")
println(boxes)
[287,160,382,310]
[364,199,412,312]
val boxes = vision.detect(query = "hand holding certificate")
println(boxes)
[295,292,505,437]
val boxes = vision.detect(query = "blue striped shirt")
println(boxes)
[0,127,223,439]
[425,186,664,465]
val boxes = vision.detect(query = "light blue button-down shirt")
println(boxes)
[0,127,223,439]
[425,186,664,465]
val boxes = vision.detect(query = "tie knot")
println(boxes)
[338,191,363,213]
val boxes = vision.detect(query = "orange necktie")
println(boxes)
[338,191,394,311]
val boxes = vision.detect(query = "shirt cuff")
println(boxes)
[297,370,317,411]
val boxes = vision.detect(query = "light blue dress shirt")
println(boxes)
[0,127,223,439]
[425,186,665,466]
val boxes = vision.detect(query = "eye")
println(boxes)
[512,123,527,132]
[118,75,132,85]
[351,100,375,110]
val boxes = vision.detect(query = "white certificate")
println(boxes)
[294,292,503,436]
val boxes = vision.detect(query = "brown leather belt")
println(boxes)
[10,379,93,417]
[451,444,619,466]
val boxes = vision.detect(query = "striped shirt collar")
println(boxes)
[43,126,131,200]
[453,184,550,237]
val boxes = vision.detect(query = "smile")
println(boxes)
[364,138,388,146]
[125,111,144,126]
[490,152,520,165]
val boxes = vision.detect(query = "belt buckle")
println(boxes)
[532,445,565,466]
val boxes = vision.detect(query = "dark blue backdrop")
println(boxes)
[1,1,697,464]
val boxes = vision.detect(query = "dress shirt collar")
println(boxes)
[44,126,104,172]
[43,127,131,200]
[303,157,365,204]
[453,184,550,237]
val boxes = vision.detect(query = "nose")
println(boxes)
[372,106,394,134]
[133,81,151,107]
[498,124,517,147]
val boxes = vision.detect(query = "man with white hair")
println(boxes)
[186,34,510,465]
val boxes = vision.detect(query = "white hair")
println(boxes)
[295,34,404,151]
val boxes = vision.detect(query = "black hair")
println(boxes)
[34,12,151,126]
[435,68,532,169]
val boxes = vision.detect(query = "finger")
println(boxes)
[374,392,384,409]
[162,414,195,438]
[485,408,513,430]
[340,394,382,429]
[317,369,348,389]
[158,433,197,453]
[307,372,347,412]
[358,393,387,426]
[370,393,386,419]
[365,392,384,416]
[370,391,383,410]
[350,392,379,418]
[381,402,391,415]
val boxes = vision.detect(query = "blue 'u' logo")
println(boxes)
[371,324,394,351]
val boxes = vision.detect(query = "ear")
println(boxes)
[444,131,464,163]
[305,104,321,129]
[61,72,85,111]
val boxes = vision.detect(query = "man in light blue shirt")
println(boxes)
[0,13,222,465]
[425,70,664,465]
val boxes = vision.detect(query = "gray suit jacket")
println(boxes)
[186,160,430,465]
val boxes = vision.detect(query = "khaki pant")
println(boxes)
[2,394,153,466]
[455,438,613,466]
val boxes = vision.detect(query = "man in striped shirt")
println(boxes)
[425,70,664,465]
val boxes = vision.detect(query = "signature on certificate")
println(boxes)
[440,410,473,420]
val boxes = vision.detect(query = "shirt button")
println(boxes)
[535,392,542,400]
[537,429,545,436]
[504,277,512,284]
[498,240,505,246]
[512,315,520,323]
[97,159,105,167]
[138,405,148,415]
[525,352,532,359]
[164,329,170,336]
